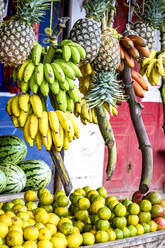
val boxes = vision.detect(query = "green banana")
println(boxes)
[62,45,71,62]
[51,62,65,83]
[59,78,69,91]
[56,89,66,105]
[67,61,82,77]
[58,92,67,112]
[32,43,42,66]
[66,77,74,90]
[70,46,81,64]
[20,81,29,93]
[71,42,86,59]
[54,59,75,80]
[23,62,35,83]
[30,73,39,94]
[68,85,81,103]
[50,79,60,95]
[35,63,44,86]
[44,63,55,84]
[59,39,72,46]
[40,78,49,96]
[66,94,74,112]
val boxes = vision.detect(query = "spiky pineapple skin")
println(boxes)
[70,18,101,63]
[133,21,155,50]
[0,20,34,67]
[91,31,120,72]
[0,0,4,27]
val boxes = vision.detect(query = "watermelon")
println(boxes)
[18,159,51,190]
[0,169,7,193]
[0,163,26,193]
[0,135,27,164]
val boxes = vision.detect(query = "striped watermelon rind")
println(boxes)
[18,159,51,190]
[0,169,7,193]
[0,135,27,164]
[0,163,26,193]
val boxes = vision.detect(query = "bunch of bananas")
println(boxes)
[140,50,165,85]
[74,99,98,125]
[6,94,80,151]
[13,40,85,112]
[78,62,94,96]
[119,35,150,71]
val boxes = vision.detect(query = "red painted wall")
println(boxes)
[103,1,165,195]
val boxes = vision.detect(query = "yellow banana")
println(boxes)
[6,97,13,116]
[11,116,19,128]
[156,58,164,76]
[88,108,93,123]
[63,132,70,150]
[17,59,31,81]
[18,94,30,113]
[65,111,80,138]
[30,94,43,118]
[91,108,98,124]
[11,95,20,117]
[39,111,48,137]
[112,106,118,116]
[52,130,62,152]
[85,63,93,75]
[20,81,29,93]
[59,124,64,148]
[18,110,29,128]
[48,111,60,133]
[35,129,43,150]
[23,117,33,147]
[81,103,90,121]
[65,117,74,142]
[151,66,160,85]
[29,113,38,139]
[55,110,72,133]
[80,115,87,125]
[75,102,81,115]
[42,125,52,151]
[146,59,157,78]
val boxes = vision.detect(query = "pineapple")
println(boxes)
[0,0,50,67]
[133,0,165,50]
[0,0,4,28]
[91,29,120,72]
[69,0,110,63]
[85,71,126,109]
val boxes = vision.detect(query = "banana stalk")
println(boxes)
[122,65,153,194]
[44,18,73,195]
[95,105,117,180]
[160,26,165,134]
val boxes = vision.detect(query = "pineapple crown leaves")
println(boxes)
[16,0,51,24]
[85,71,127,109]
[136,0,165,28]
[82,0,114,21]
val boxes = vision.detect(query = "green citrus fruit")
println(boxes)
[112,217,127,229]
[141,223,150,233]
[96,219,110,231]
[149,220,158,232]
[78,198,90,210]
[97,207,111,220]
[136,224,144,235]
[139,200,152,212]
[56,195,69,207]
[96,187,107,198]
[113,203,126,217]
[127,203,140,215]
[59,222,74,236]
[127,214,139,226]
[139,211,151,223]
[127,225,137,236]
[95,230,109,243]
[122,227,130,238]
[74,210,89,222]
[114,228,123,239]
[82,232,95,245]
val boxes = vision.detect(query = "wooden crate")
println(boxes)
[83,230,165,248]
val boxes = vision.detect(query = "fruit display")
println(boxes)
[132,0,164,50]
[140,50,165,85]
[0,0,50,66]
[0,135,51,194]
[0,187,164,247]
